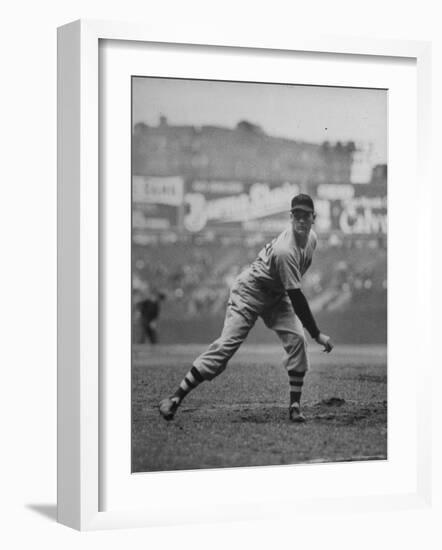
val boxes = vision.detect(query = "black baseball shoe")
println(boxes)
[289,403,306,423]
[159,396,180,421]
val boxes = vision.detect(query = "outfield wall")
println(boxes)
[153,307,387,346]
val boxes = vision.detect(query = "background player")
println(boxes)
[159,193,333,422]
[136,290,166,345]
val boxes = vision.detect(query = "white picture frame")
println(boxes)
[57,19,432,531]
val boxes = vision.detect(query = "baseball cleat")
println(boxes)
[289,403,306,423]
[159,396,180,421]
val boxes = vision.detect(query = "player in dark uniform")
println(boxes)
[159,194,333,422]
[136,291,166,345]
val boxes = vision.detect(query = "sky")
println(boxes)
[133,77,387,164]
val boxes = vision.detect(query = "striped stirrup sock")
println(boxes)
[289,371,306,405]
[174,366,205,402]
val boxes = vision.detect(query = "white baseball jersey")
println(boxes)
[249,226,317,292]
[193,226,317,380]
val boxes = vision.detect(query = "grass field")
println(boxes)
[132,344,387,472]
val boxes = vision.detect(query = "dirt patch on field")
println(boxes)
[310,399,387,426]
[131,345,387,472]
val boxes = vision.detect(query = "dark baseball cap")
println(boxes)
[290,193,315,213]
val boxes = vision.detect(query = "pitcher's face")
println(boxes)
[291,209,315,237]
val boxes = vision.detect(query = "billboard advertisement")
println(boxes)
[133,176,386,237]
[184,180,300,233]
[133,176,183,234]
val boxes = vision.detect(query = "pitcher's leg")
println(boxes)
[262,297,309,419]
[277,330,308,410]
[193,305,256,380]
[159,292,257,420]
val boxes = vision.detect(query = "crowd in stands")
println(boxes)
[133,236,387,319]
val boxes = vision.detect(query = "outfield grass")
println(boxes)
[132,344,387,472]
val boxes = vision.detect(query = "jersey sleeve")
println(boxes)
[275,249,302,290]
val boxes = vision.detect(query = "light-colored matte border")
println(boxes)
[57,19,432,531]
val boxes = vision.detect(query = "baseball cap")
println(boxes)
[290,193,315,213]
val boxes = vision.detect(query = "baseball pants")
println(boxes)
[193,269,309,381]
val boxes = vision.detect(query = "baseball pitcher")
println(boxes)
[159,193,333,422]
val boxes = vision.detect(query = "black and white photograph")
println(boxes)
[131,76,387,473]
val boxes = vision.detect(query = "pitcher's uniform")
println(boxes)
[192,227,317,380]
